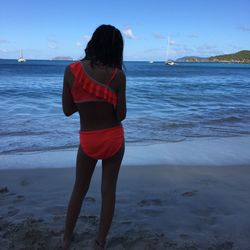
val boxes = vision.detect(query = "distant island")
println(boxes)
[176,50,250,64]
[52,56,73,61]
[176,56,209,62]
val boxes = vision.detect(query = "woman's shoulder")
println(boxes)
[66,61,82,70]
[64,61,83,77]
[116,68,126,81]
[63,63,78,86]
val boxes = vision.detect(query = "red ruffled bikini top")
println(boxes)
[69,61,118,106]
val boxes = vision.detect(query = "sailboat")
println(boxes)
[17,49,26,63]
[165,36,175,66]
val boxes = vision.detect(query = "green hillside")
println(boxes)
[209,50,250,63]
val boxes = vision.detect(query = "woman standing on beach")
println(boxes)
[62,24,126,249]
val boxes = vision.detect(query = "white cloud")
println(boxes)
[169,39,176,46]
[188,34,199,38]
[0,39,10,44]
[238,25,250,32]
[122,27,136,39]
[76,41,83,47]
[194,44,224,57]
[83,35,91,41]
[125,41,232,61]
[228,44,241,51]
[197,44,217,50]
[154,33,166,39]
[0,48,8,52]
[48,38,59,49]
[161,36,177,46]
[76,35,91,48]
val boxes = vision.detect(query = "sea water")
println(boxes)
[0,60,250,168]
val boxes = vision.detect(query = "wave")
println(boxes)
[0,131,49,137]
[1,60,250,156]
[0,144,77,155]
[205,116,242,125]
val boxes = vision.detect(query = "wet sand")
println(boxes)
[0,165,250,249]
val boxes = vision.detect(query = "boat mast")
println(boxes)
[166,36,170,61]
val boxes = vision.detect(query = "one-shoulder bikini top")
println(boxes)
[69,61,118,106]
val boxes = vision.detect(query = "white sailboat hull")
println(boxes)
[165,60,175,66]
[17,57,26,63]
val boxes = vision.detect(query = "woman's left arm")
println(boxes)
[62,66,78,116]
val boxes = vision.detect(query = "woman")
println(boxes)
[62,24,126,249]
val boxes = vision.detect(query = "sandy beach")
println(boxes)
[1,164,250,249]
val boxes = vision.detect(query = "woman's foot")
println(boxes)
[63,235,74,250]
[63,239,70,250]
[94,239,107,250]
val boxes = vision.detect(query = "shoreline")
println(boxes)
[1,136,250,170]
[1,165,250,249]
[176,60,250,64]
[1,58,250,64]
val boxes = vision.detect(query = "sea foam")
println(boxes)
[0,136,249,170]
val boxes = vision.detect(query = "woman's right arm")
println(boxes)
[115,71,126,121]
[62,66,78,116]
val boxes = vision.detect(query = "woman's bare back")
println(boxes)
[65,60,125,131]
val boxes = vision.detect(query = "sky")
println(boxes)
[0,0,250,61]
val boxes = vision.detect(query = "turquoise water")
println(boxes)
[0,60,250,154]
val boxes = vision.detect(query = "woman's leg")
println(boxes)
[63,145,97,249]
[96,143,125,246]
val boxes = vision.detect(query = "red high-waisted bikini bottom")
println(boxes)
[80,125,124,160]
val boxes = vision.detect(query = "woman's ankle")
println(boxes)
[63,238,71,250]
[95,238,106,248]
[63,233,74,244]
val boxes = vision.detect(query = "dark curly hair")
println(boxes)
[83,24,124,69]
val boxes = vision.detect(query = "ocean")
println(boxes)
[0,59,250,168]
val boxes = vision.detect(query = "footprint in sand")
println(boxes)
[85,196,96,204]
[79,215,98,225]
[121,220,132,225]
[7,207,20,217]
[53,215,64,222]
[181,190,198,197]
[179,233,190,239]
[13,195,25,203]
[109,235,129,247]
[141,208,164,216]
[0,187,9,193]
[20,180,29,186]
[138,199,163,207]
[206,216,217,226]
[212,241,234,250]
[46,206,66,215]
[191,206,215,217]
[200,178,217,185]
[137,199,164,216]
[50,229,64,237]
